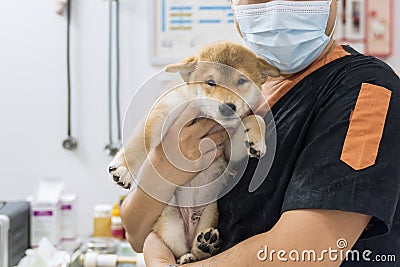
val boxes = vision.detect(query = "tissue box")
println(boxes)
[30,203,60,247]
[30,177,64,247]
[0,201,30,267]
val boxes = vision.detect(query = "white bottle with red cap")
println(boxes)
[110,202,124,239]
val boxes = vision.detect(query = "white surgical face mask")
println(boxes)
[234,0,332,74]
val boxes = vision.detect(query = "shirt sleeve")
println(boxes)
[281,59,400,239]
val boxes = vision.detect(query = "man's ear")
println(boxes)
[164,56,197,82]
[257,57,280,83]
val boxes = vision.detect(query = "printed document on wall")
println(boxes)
[151,0,243,65]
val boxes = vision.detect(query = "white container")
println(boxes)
[30,203,60,247]
[60,194,77,240]
[111,216,124,239]
[30,178,64,247]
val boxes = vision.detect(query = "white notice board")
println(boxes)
[150,0,244,66]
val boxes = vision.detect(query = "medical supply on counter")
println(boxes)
[82,238,118,254]
[110,203,124,240]
[30,204,60,246]
[73,238,143,267]
[16,237,69,267]
[30,178,65,247]
[57,238,83,267]
[79,238,137,267]
[0,201,30,267]
[93,205,112,237]
[116,242,136,267]
[60,194,77,240]
[81,252,136,267]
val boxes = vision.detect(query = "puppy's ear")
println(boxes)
[165,56,197,82]
[257,57,280,83]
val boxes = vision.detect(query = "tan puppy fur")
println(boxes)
[108,41,279,264]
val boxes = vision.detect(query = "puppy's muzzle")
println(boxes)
[219,103,236,117]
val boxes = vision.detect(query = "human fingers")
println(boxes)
[203,129,229,148]
[188,118,219,138]
[200,144,225,165]
[195,129,228,159]
[169,102,200,132]
[143,232,176,267]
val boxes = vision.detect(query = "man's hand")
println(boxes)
[152,113,229,186]
[143,232,176,267]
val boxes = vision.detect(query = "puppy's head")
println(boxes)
[165,41,279,127]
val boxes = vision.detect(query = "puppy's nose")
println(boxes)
[219,103,236,116]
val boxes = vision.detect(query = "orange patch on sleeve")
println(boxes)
[340,83,392,170]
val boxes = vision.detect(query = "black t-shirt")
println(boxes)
[217,45,400,266]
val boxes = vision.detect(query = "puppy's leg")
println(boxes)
[108,109,168,189]
[153,205,190,260]
[108,119,147,189]
[108,91,189,189]
[243,115,267,159]
[229,115,266,163]
[190,203,221,261]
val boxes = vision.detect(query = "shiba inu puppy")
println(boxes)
[108,41,279,264]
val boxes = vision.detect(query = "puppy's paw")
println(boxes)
[243,115,266,159]
[108,157,133,189]
[177,253,196,265]
[244,139,266,159]
[192,228,221,260]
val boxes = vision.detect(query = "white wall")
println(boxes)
[0,0,160,236]
[0,0,399,237]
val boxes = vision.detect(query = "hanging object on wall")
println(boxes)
[344,0,366,42]
[334,0,345,41]
[56,0,68,15]
[334,0,393,57]
[365,0,393,57]
[60,0,78,151]
[104,0,122,157]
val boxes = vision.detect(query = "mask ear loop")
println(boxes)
[327,0,337,38]
[329,17,337,38]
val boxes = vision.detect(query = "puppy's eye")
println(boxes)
[237,78,248,86]
[206,79,217,86]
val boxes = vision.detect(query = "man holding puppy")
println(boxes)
[121,0,400,266]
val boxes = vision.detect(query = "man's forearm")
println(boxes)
[142,207,370,267]
[121,157,179,252]
[187,232,361,267]
[147,230,344,267]
[121,186,168,252]
[186,232,340,267]
[183,210,370,267]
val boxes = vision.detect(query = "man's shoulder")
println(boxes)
[302,45,400,99]
[333,45,399,86]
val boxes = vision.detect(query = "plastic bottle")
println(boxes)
[60,193,77,240]
[111,202,124,239]
[93,204,112,237]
